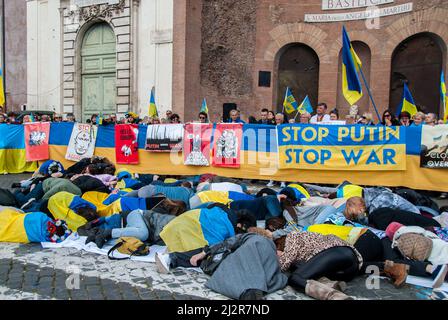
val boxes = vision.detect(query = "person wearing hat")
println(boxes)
[125,112,139,124]
[399,111,413,127]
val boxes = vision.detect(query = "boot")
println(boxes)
[317,277,347,293]
[94,229,112,249]
[383,260,409,288]
[305,280,353,300]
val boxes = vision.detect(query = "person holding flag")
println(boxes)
[149,86,159,119]
[199,98,209,123]
[396,82,418,118]
[294,95,314,121]
[283,87,298,114]
[441,71,448,123]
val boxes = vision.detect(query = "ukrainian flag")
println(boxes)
[297,95,313,114]
[396,82,418,117]
[441,71,448,122]
[342,26,363,106]
[149,87,158,118]
[200,98,209,114]
[283,87,298,114]
[0,68,5,107]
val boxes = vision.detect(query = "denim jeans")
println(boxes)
[111,211,149,241]
[14,182,44,207]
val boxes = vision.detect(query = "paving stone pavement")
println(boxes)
[0,174,442,300]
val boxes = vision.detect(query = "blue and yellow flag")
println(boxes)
[149,87,158,118]
[0,68,5,107]
[200,98,209,114]
[283,87,298,114]
[396,82,417,117]
[342,26,363,106]
[441,71,448,122]
[297,95,313,115]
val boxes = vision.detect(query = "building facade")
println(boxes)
[173,0,448,122]
[26,0,173,121]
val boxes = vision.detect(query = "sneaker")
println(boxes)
[266,180,274,188]
[280,182,287,188]
[155,252,171,274]
[20,198,36,210]
[432,264,448,288]
[440,193,448,199]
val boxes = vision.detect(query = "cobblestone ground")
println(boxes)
[0,174,443,300]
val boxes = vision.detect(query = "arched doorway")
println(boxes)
[337,41,372,116]
[276,44,320,113]
[81,22,117,122]
[389,32,446,116]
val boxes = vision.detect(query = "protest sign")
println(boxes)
[24,122,50,161]
[183,123,213,166]
[115,124,139,164]
[65,123,98,162]
[277,124,406,171]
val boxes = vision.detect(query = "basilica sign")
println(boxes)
[305,2,413,23]
[73,0,120,7]
[322,0,394,10]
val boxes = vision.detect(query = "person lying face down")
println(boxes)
[196,181,246,194]
[125,183,195,209]
[344,197,441,231]
[229,194,287,221]
[78,197,187,248]
[47,191,99,231]
[81,191,187,218]
[189,190,255,210]
[160,203,257,254]
[332,182,420,214]
[0,207,72,244]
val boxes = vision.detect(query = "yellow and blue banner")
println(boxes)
[441,71,448,122]
[277,124,407,171]
[149,87,158,118]
[298,95,313,114]
[200,98,209,114]
[396,83,418,117]
[0,67,5,107]
[342,26,363,106]
[283,87,298,114]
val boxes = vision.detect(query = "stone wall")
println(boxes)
[200,0,257,98]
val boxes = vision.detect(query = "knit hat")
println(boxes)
[386,222,404,240]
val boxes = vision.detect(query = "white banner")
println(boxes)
[322,0,394,10]
[65,123,98,162]
[305,2,412,22]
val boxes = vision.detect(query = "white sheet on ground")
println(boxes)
[41,233,167,263]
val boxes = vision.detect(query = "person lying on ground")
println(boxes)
[156,233,287,300]
[70,164,118,188]
[229,194,287,221]
[82,190,187,217]
[0,207,72,244]
[78,197,187,248]
[196,181,248,194]
[189,190,255,210]
[160,203,257,253]
[46,191,99,231]
[124,182,194,209]
[344,197,441,230]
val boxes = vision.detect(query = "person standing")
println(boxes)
[310,103,331,124]
[228,109,246,124]
[258,108,274,125]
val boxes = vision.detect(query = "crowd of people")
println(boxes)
[0,157,447,300]
[1,103,445,127]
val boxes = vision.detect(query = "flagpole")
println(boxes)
[358,67,381,122]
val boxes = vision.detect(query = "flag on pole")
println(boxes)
[396,82,418,117]
[441,71,448,122]
[200,98,209,114]
[283,87,298,114]
[341,26,363,106]
[149,87,158,118]
[297,95,313,115]
[0,68,5,107]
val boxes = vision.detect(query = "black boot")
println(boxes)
[94,229,112,249]
[239,289,265,300]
